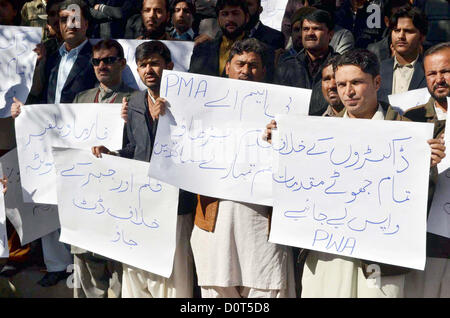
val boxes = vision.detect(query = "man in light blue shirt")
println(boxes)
[170,0,197,41]
[39,0,97,287]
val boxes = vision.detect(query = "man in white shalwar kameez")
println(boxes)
[191,38,296,298]
[265,49,446,298]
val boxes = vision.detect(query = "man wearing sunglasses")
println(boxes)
[70,39,135,298]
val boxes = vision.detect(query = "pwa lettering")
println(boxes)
[312,229,356,255]
[164,73,207,98]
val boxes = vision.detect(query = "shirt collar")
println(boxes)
[343,104,385,120]
[393,54,418,69]
[249,21,261,37]
[172,28,194,38]
[59,39,88,57]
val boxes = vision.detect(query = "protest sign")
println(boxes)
[0,26,42,118]
[427,99,450,238]
[0,149,59,245]
[15,103,124,204]
[90,39,195,91]
[388,88,431,115]
[149,70,311,206]
[53,147,179,277]
[260,0,289,32]
[269,115,433,270]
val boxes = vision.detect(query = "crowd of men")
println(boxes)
[0,0,449,298]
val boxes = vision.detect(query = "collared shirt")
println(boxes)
[171,28,195,41]
[54,39,88,104]
[219,33,245,76]
[97,82,122,103]
[343,104,385,120]
[434,101,447,120]
[322,105,338,117]
[392,54,418,95]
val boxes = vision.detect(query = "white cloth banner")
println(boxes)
[53,147,179,278]
[0,149,59,245]
[269,115,433,270]
[427,99,449,238]
[0,163,8,258]
[260,0,289,32]
[149,70,311,206]
[90,39,195,91]
[388,88,431,115]
[0,26,42,118]
[15,103,124,204]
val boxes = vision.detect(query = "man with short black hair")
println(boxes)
[192,38,295,298]
[275,9,338,116]
[69,39,134,298]
[320,55,344,116]
[39,0,96,287]
[125,0,172,40]
[189,0,250,77]
[265,49,445,297]
[92,41,197,298]
[170,0,196,40]
[401,42,450,298]
[378,6,428,105]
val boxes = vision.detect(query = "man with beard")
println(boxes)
[191,38,295,298]
[275,9,338,115]
[321,55,344,116]
[189,0,249,77]
[125,0,172,40]
[400,42,450,298]
[92,41,197,298]
[170,0,196,41]
[245,0,284,50]
[377,6,428,106]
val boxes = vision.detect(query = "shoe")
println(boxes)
[37,271,71,287]
[0,262,26,278]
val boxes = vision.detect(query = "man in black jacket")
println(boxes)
[189,0,250,77]
[377,6,428,106]
[189,0,276,82]
[275,9,338,116]
[245,0,285,50]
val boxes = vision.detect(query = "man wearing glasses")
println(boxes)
[70,39,134,298]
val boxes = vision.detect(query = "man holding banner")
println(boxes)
[401,42,450,298]
[92,41,197,298]
[11,0,97,287]
[68,39,135,298]
[191,38,296,298]
[266,49,446,298]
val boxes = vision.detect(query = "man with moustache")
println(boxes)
[92,41,197,298]
[191,38,295,298]
[400,42,450,298]
[377,6,428,106]
[320,55,344,116]
[189,0,250,77]
[275,9,338,116]
[125,0,172,40]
